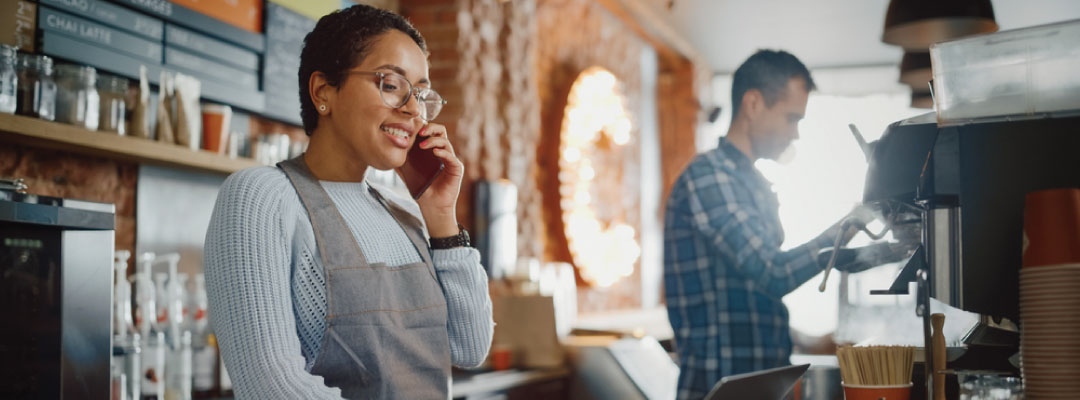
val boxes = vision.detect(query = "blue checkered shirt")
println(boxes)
[664,138,839,399]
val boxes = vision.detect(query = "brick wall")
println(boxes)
[658,57,702,208]
[535,0,649,312]
[0,146,138,266]
[402,0,703,313]
[0,112,305,274]
[402,0,546,259]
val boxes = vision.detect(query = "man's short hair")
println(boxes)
[730,50,815,122]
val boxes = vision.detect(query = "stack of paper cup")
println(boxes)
[1020,188,1080,398]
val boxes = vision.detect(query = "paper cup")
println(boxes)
[201,104,233,154]
[842,382,912,400]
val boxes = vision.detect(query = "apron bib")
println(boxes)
[278,157,451,399]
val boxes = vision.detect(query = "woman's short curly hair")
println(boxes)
[298,5,427,135]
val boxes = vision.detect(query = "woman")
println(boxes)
[204,5,493,399]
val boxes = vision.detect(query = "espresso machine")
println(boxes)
[0,180,116,399]
[858,110,1080,398]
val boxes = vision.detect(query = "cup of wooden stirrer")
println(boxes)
[837,345,915,400]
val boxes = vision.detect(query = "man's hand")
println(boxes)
[839,204,879,245]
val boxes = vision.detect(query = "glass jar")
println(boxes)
[16,54,57,121]
[97,74,128,135]
[55,64,100,130]
[0,45,17,114]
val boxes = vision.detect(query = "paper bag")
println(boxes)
[492,294,565,369]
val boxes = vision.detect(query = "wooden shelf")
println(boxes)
[0,113,259,175]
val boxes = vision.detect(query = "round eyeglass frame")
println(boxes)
[348,70,446,121]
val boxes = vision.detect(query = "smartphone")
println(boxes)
[397,135,445,200]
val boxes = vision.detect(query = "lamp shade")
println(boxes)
[910,81,933,109]
[899,51,932,89]
[882,0,998,50]
[911,92,933,109]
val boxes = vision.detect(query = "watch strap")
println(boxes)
[429,224,470,249]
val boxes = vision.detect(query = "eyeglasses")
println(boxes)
[348,70,446,121]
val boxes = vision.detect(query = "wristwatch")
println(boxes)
[429,224,470,249]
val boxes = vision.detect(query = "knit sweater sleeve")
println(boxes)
[204,167,345,399]
[433,247,494,368]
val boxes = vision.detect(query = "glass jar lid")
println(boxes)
[56,64,97,85]
[17,53,53,75]
[0,44,16,60]
[96,74,129,93]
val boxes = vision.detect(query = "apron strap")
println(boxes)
[277,156,369,267]
[367,186,438,279]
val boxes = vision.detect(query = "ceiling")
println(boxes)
[665,0,1080,73]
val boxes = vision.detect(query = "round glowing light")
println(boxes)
[574,191,591,205]
[580,165,595,181]
[563,147,581,163]
[557,67,638,288]
[613,119,632,145]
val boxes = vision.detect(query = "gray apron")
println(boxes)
[278,157,452,399]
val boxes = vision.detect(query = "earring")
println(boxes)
[319,104,327,112]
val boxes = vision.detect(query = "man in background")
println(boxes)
[663,50,875,399]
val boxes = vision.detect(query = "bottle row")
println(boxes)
[112,250,230,400]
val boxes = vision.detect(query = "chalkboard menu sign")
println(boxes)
[165,24,259,72]
[261,3,314,125]
[29,0,349,124]
[40,0,163,40]
[39,6,162,63]
[108,0,264,53]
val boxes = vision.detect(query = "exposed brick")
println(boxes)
[427,47,459,61]
[401,0,456,8]
[2,145,138,257]
[437,9,457,23]
[407,10,436,25]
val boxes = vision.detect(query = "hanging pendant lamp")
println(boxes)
[911,92,934,109]
[882,0,998,50]
[909,76,933,109]
[899,51,932,89]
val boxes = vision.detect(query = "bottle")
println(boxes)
[177,273,190,332]
[54,63,99,130]
[165,331,192,400]
[113,250,137,400]
[133,253,156,339]
[190,274,208,335]
[0,44,17,114]
[111,360,127,400]
[113,333,142,400]
[134,252,164,400]
[124,334,142,400]
[154,272,169,336]
[114,250,135,341]
[154,253,183,346]
[141,332,166,400]
[97,73,128,135]
[15,53,56,120]
[190,274,217,398]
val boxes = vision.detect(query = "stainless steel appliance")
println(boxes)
[860,111,1080,398]
[474,180,518,279]
[0,185,115,399]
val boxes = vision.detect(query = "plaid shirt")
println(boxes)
[664,138,838,399]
